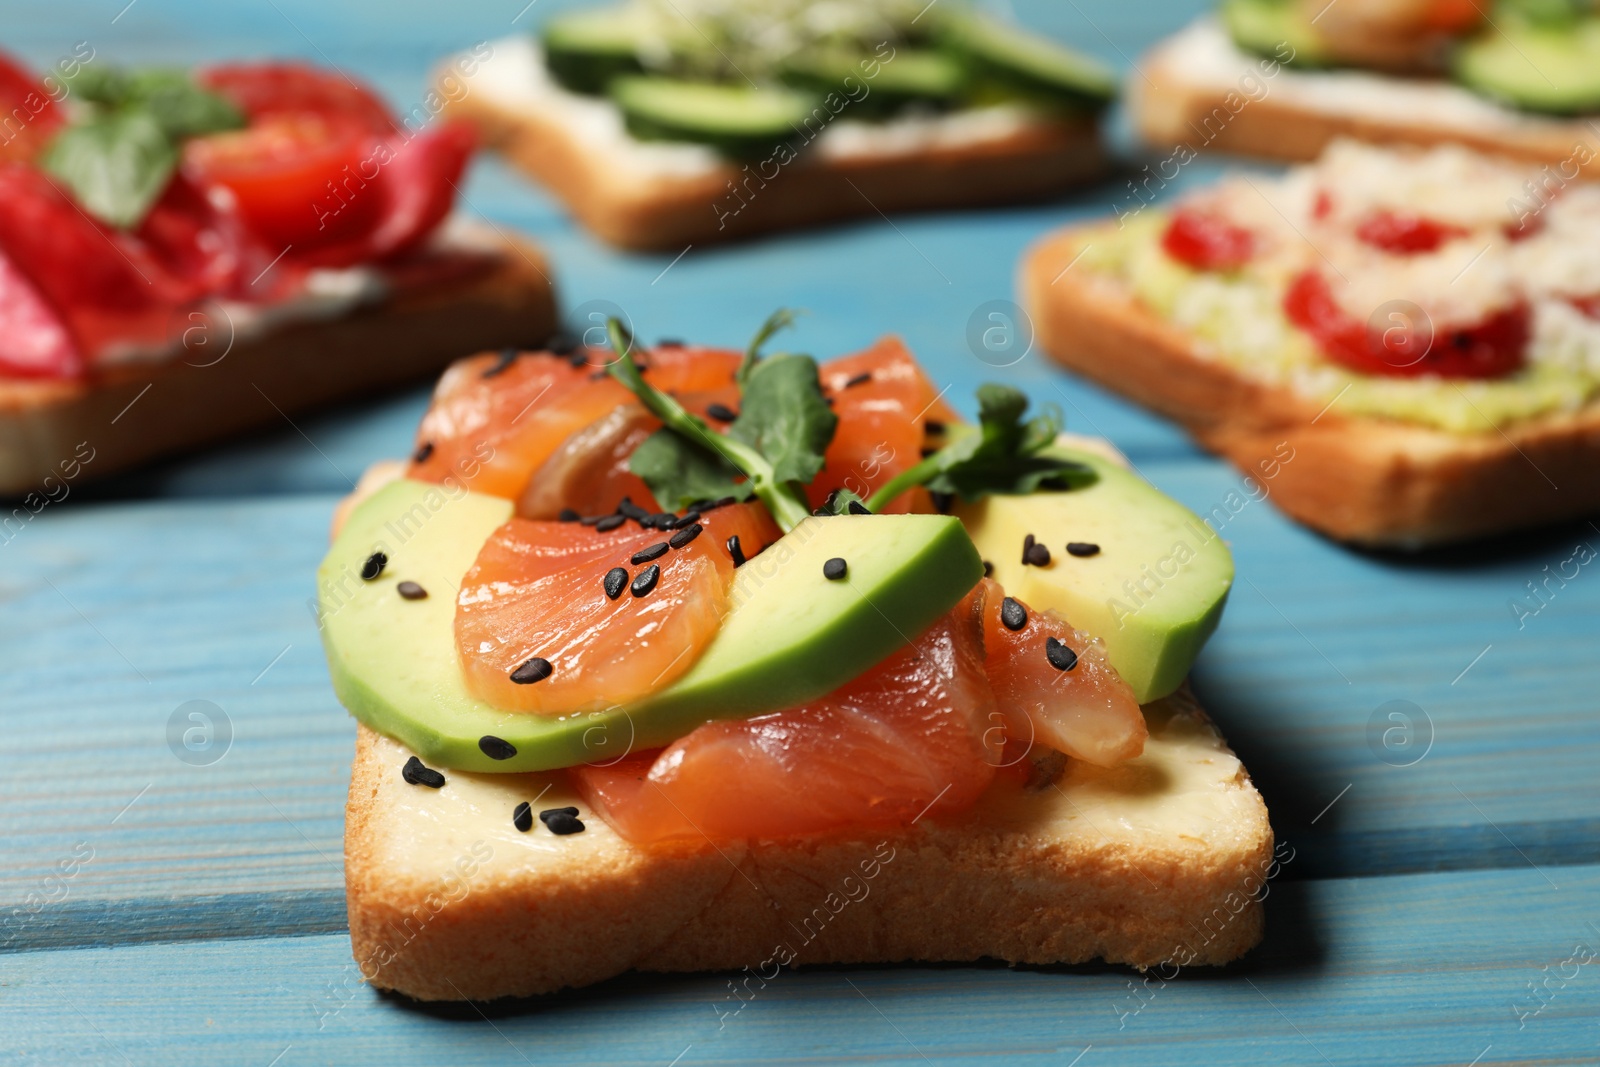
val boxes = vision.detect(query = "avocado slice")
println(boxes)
[931,9,1117,111]
[955,448,1232,703]
[319,479,983,773]
[541,6,649,95]
[609,76,821,158]
[1453,15,1600,115]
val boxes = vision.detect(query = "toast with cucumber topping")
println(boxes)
[437,2,1114,249]
[323,313,1269,1000]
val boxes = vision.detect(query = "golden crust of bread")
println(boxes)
[444,72,1108,251]
[1022,227,1600,547]
[0,230,556,495]
[1131,33,1600,170]
[345,686,1273,1002]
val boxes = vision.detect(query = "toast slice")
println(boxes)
[345,686,1273,1002]
[1022,227,1600,547]
[443,38,1106,252]
[1132,20,1600,172]
[0,226,556,496]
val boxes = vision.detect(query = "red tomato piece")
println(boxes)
[0,247,81,379]
[358,120,477,262]
[1354,210,1469,255]
[1161,208,1255,271]
[1283,269,1527,379]
[1570,295,1600,320]
[0,51,62,162]
[182,114,385,253]
[195,61,396,133]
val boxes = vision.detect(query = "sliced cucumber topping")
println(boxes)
[1220,0,1332,67]
[781,48,966,116]
[1453,16,1600,114]
[610,76,819,157]
[542,6,648,94]
[934,10,1116,110]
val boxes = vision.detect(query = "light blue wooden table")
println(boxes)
[6,1,1600,1063]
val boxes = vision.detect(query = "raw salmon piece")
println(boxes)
[812,336,953,514]
[573,600,999,844]
[975,578,1146,767]
[456,502,780,715]
[410,345,742,501]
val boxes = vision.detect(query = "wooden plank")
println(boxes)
[6,466,1599,951]
[8,865,1598,1066]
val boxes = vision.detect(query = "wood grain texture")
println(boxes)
[9,865,1599,1066]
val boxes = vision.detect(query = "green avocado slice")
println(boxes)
[318,479,983,773]
[1453,15,1600,115]
[956,447,1233,703]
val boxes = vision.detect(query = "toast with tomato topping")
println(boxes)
[0,53,555,494]
[1025,139,1600,546]
[1132,14,1600,175]
[436,8,1114,251]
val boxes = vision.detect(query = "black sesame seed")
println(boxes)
[848,500,871,515]
[920,447,938,459]
[929,490,954,514]
[1022,533,1035,557]
[617,497,649,521]
[727,534,746,567]
[580,514,604,526]
[547,331,578,355]
[706,402,739,422]
[657,337,685,348]
[397,580,428,601]
[673,510,701,529]
[539,805,579,824]
[924,419,946,435]
[649,512,676,529]
[632,542,669,564]
[482,347,519,378]
[401,755,445,789]
[544,811,585,835]
[708,496,737,510]
[1024,543,1052,567]
[842,371,872,389]
[510,656,554,684]
[823,557,848,581]
[568,351,589,368]
[982,560,994,577]
[558,508,581,523]
[1066,542,1101,558]
[479,735,517,760]
[812,505,832,517]
[1045,637,1079,672]
[361,551,387,581]
[595,514,626,532]
[513,801,534,832]
[669,523,702,549]
[603,566,628,600]
[1000,596,1027,632]
[588,370,607,381]
[412,441,435,464]
[631,563,661,597]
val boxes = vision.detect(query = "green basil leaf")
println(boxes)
[728,352,838,485]
[125,69,245,137]
[627,428,754,510]
[42,110,177,228]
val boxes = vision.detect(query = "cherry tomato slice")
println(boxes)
[1284,269,1527,379]
[0,247,81,379]
[196,61,395,134]
[0,50,62,162]
[363,119,476,260]
[1161,208,1255,271]
[183,114,385,252]
[1354,210,1469,255]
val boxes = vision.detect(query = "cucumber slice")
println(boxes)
[1220,0,1332,67]
[541,6,647,95]
[610,76,819,157]
[933,10,1116,110]
[1453,16,1600,114]
[781,48,966,117]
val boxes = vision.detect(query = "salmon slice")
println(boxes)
[975,578,1146,768]
[812,336,955,514]
[456,502,780,715]
[572,598,999,844]
[410,345,742,501]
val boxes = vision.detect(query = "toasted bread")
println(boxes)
[442,39,1107,252]
[0,226,556,496]
[345,685,1273,1002]
[1022,226,1600,547]
[1132,20,1600,173]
